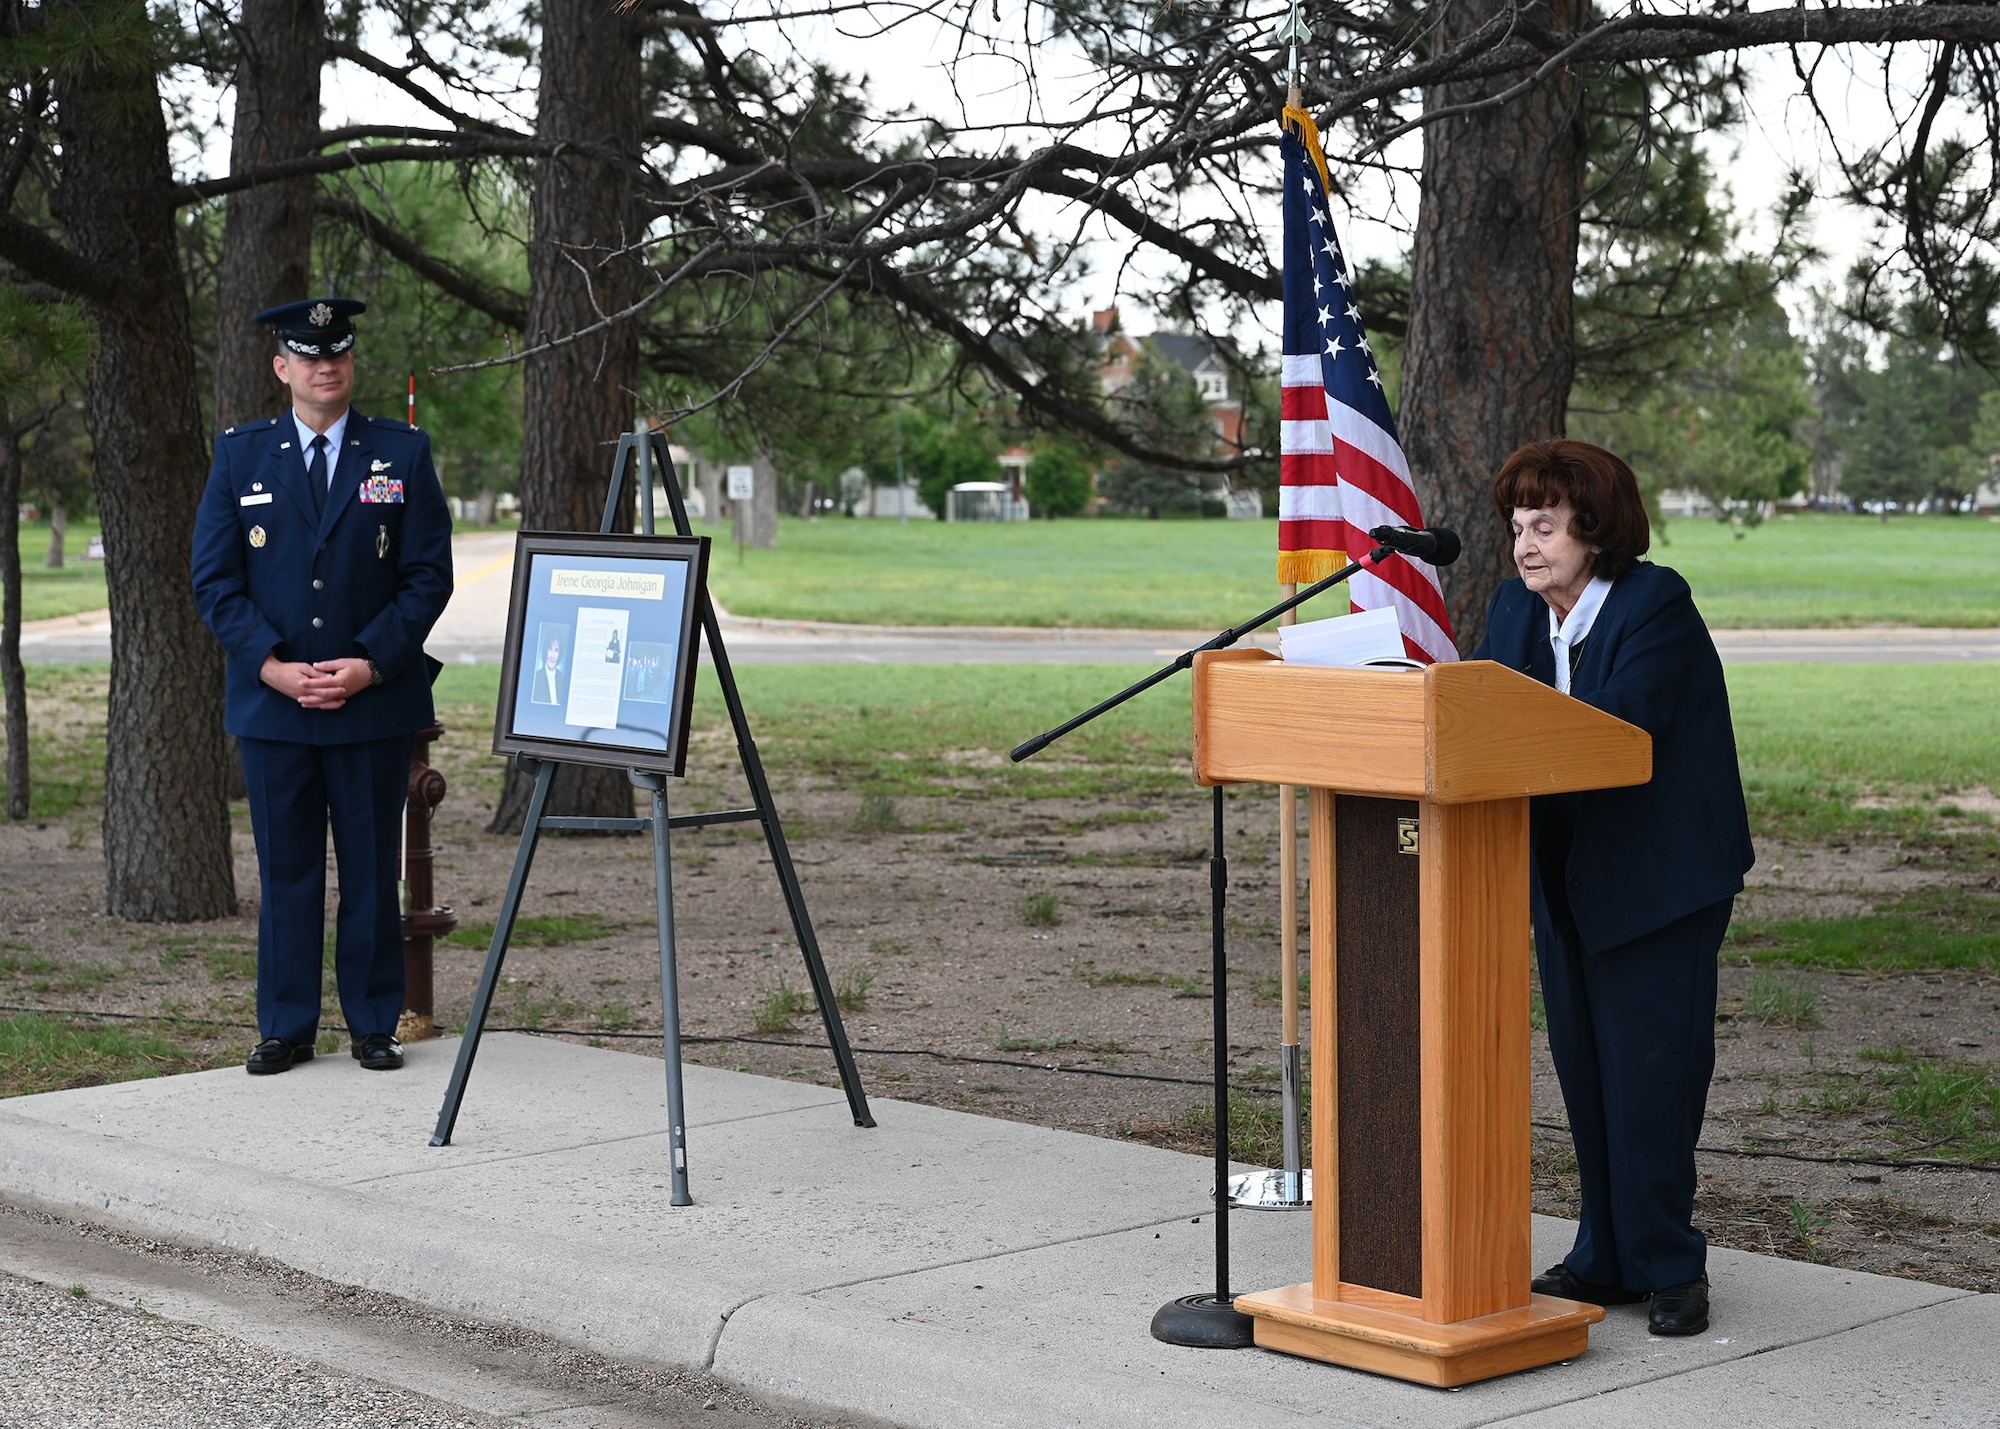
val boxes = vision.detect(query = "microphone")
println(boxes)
[1367,525,1461,566]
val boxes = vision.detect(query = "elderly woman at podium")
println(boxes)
[1471,439,1754,1339]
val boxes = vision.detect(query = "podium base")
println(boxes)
[1226,1167,1311,1209]
[1234,1282,1602,1386]
[1150,1293,1256,1349]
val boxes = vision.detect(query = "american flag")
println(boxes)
[1278,108,1456,665]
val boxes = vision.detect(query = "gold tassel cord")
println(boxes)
[1276,549,1348,586]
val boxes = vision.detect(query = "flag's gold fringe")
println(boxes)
[1277,549,1346,585]
[1281,105,1332,197]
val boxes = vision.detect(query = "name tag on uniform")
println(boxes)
[359,476,405,504]
[240,492,273,506]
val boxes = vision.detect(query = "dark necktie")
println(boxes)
[307,433,328,522]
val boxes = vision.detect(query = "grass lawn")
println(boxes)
[11,520,107,623]
[15,661,1992,972]
[698,511,2000,630]
[0,1011,234,1097]
[703,516,1339,629]
[1658,512,2000,628]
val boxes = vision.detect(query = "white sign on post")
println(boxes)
[726,465,755,501]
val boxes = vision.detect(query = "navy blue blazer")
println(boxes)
[192,409,453,744]
[1472,563,1754,953]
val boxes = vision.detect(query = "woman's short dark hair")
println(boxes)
[1491,440,1650,581]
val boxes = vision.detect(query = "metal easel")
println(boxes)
[430,429,875,1203]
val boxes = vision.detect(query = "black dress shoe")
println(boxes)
[1531,1262,1649,1306]
[352,1032,404,1071]
[1648,1275,1710,1336]
[246,1038,313,1075]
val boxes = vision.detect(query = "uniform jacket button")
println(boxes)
[312,617,324,629]
[313,579,324,590]
[1567,875,1580,889]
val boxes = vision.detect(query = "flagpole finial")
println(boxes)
[1275,5,1312,103]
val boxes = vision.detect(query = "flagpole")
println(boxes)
[1278,594,1304,1198]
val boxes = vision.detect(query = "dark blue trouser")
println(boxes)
[1535,882,1732,1293]
[240,735,411,1045]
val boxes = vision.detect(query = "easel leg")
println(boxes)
[647,431,872,1127]
[635,770,694,1206]
[432,758,556,1146]
[699,601,876,1128]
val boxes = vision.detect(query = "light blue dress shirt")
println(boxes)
[291,407,351,489]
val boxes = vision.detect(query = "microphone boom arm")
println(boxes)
[1008,545,1392,763]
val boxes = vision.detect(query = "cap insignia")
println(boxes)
[309,302,333,327]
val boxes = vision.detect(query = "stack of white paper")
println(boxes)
[1278,607,1406,667]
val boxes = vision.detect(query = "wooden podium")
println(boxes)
[1191,651,1652,1386]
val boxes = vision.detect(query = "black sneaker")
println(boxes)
[1531,1262,1649,1306]
[352,1032,404,1071]
[246,1038,314,1075]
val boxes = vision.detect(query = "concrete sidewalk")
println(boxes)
[1,1037,1991,1427]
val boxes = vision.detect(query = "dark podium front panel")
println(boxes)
[1334,794,1423,1298]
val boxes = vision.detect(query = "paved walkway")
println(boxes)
[3,1035,1992,1427]
[18,530,2000,666]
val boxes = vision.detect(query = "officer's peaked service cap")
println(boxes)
[255,297,367,359]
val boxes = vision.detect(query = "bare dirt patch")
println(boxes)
[3,722,1996,1293]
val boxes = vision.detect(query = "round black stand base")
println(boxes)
[1150,1293,1256,1348]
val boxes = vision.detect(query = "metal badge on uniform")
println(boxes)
[376,524,389,559]
[249,526,267,548]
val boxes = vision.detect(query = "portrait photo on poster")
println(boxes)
[493,532,711,776]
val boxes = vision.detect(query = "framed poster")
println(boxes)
[493,531,711,776]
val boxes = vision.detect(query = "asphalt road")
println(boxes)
[19,529,2000,666]
[0,1203,860,1429]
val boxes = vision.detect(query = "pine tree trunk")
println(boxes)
[214,0,322,431]
[1398,0,1588,656]
[0,420,28,820]
[52,0,236,919]
[214,0,321,801]
[490,0,646,833]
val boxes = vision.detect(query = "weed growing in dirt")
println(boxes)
[1744,971,1821,1027]
[988,1022,1081,1053]
[1070,959,1206,998]
[504,980,580,1031]
[315,1031,340,1055]
[1882,1059,2000,1158]
[1020,890,1061,927]
[835,967,876,1011]
[850,791,904,831]
[445,913,619,950]
[0,951,56,978]
[593,1000,636,1032]
[1133,1087,1301,1166]
[1729,887,2000,973]
[0,1013,230,1097]
[1787,1200,1832,1261]
[754,973,811,1032]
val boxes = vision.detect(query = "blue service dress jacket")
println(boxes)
[1472,563,1754,954]
[191,410,453,743]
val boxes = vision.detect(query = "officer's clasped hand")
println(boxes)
[259,654,372,710]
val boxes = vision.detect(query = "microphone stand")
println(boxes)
[1011,543,1392,1350]
[1007,546,1390,766]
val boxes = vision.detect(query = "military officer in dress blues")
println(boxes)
[192,297,453,1075]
